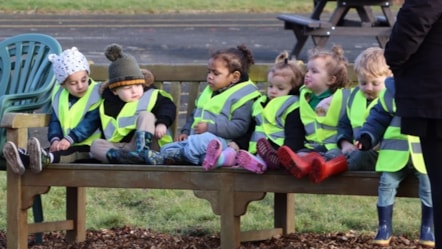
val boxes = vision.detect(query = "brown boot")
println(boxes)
[309,155,347,183]
[277,146,323,178]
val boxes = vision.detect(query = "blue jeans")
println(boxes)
[377,162,432,207]
[160,132,228,165]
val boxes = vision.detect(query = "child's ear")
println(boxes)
[231,70,241,83]
[112,89,118,95]
[327,75,337,85]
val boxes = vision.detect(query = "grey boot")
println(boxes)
[372,205,393,247]
[419,203,435,248]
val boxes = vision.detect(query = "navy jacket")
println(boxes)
[384,0,442,119]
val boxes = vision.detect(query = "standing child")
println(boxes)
[159,45,261,165]
[276,45,351,181]
[3,47,102,175]
[308,47,391,183]
[202,51,305,174]
[355,77,434,248]
[90,44,176,164]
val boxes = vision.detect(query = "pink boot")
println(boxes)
[235,150,267,174]
[203,139,222,170]
[256,138,279,169]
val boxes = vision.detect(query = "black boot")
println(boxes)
[372,205,393,247]
[135,131,153,153]
[106,148,144,164]
[419,203,435,248]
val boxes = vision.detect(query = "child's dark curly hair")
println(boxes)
[210,44,255,76]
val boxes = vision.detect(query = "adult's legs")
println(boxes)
[420,136,442,248]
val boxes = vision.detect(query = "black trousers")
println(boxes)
[402,117,442,248]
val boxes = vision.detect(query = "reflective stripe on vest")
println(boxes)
[51,80,102,146]
[249,95,267,153]
[376,86,426,173]
[249,95,299,153]
[300,87,351,150]
[101,89,173,144]
[192,80,261,128]
[347,87,379,139]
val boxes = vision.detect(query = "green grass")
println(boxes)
[0,172,422,238]
[0,0,315,14]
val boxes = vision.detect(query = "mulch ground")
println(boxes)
[0,226,430,249]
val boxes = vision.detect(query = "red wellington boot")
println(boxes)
[309,155,348,183]
[277,146,323,178]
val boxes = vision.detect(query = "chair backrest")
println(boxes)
[0,33,62,156]
[0,33,62,114]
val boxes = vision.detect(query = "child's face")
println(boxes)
[112,84,144,102]
[206,58,240,91]
[304,58,335,95]
[267,74,292,99]
[358,74,387,100]
[62,70,89,98]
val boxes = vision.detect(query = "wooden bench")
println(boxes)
[278,0,396,58]
[2,64,418,249]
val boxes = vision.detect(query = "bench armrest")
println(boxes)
[0,113,50,129]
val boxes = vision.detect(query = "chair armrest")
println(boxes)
[0,113,50,129]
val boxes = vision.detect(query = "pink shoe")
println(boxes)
[203,139,222,170]
[256,138,279,169]
[235,150,267,174]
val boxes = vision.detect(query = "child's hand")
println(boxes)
[193,122,208,134]
[354,134,372,151]
[51,138,71,152]
[340,141,356,154]
[155,124,167,138]
[177,133,188,141]
[49,140,60,152]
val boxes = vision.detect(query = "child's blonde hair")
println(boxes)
[353,47,392,78]
[210,44,254,76]
[268,51,304,94]
[308,45,350,92]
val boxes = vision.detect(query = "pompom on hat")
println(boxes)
[105,43,146,90]
[48,47,90,84]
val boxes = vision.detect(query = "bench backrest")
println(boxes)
[89,64,358,138]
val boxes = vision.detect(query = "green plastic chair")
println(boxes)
[0,33,62,244]
[0,33,61,155]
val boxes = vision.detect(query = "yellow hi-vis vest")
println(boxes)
[300,87,351,150]
[100,88,173,146]
[347,87,380,139]
[249,95,299,153]
[191,80,261,130]
[51,80,102,146]
[376,86,426,173]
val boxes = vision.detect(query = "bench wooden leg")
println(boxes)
[274,193,294,234]
[7,170,29,249]
[219,177,241,249]
[65,187,86,242]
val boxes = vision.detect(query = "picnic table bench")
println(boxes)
[278,0,396,57]
[3,63,418,249]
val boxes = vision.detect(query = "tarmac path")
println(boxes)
[0,13,391,65]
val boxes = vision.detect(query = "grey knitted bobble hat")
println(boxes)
[105,43,146,90]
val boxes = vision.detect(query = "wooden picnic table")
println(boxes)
[278,0,396,57]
